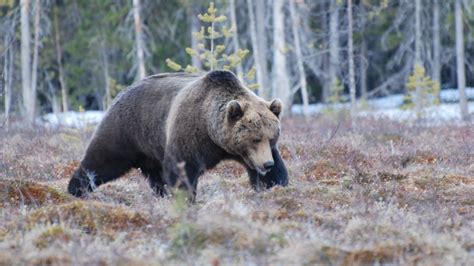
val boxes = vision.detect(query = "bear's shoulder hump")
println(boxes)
[204,70,241,90]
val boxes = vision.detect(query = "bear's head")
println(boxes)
[223,96,283,176]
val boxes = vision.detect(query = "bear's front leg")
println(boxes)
[247,146,288,190]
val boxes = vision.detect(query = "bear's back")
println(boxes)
[92,72,202,160]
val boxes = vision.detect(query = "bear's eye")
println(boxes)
[253,139,262,144]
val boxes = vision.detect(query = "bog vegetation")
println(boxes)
[0,0,473,265]
[0,117,473,264]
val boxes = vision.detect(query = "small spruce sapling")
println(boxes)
[166,2,258,89]
[403,64,440,119]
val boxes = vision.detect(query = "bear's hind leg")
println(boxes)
[140,166,166,197]
[68,157,133,197]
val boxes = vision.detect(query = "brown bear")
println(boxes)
[67,70,288,199]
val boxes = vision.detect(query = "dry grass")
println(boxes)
[0,179,71,207]
[0,116,473,265]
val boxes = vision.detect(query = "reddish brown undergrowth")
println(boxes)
[0,117,472,265]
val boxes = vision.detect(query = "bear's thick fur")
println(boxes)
[68,70,288,198]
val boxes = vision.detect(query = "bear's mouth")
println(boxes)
[243,157,268,176]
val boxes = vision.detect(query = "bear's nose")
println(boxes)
[264,161,274,171]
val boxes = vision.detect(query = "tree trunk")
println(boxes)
[359,4,368,99]
[189,5,202,70]
[327,0,340,103]
[30,0,40,117]
[229,0,243,78]
[414,0,422,67]
[21,0,33,125]
[54,6,68,112]
[455,0,469,121]
[432,0,441,90]
[247,0,266,98]
[45,70,61,114]
[414,0,422,115]
[255,0,269,98]
[133,0,146,80]
[322,4,330,102]
[347,0,356,118]
[3,44,9,126]
[289,0,309,117]
[272,0,291,112]
[101,38,112,109]
[359,39,368,99]
[3,36,13,127]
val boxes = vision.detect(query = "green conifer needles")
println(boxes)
[403,64,440,118]
[165,2,257,88]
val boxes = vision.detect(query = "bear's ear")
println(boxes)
[269,99,283,118]
[226,100,243,121]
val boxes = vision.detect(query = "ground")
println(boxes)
[0,116,473,265]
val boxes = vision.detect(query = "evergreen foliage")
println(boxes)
[403,64,440,118]
[165,2,257,89]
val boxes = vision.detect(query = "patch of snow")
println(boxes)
[36,111,104,129]
[357,103,474,124]
[292,87,474,124]
[362,88,474,109]
[38,88,474,128]
[367,94,405,109]
[291,102,356,114]
[440,87,474,102]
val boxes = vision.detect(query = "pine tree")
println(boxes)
[166,2,257,89]
[404,64,440,119]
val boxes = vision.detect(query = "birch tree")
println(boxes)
[188,4,202,70]
[414,0,422,69]
[255,0,269,98]
[2,7,16,127]
[327,0,340,103]
[247,0,266,97]
[414,0,422,115]
[133,0,146,80]
[289,0,309,117]
[30,0,41,116]
[455,0,469,121]
[347,0,356,117]
[3,47,12,127]
[229,0,243,78]
[3,23,14,127]
[53,5,68,112]
[359,3,368,99]
[44,70,61,114]
[360,39,368,99]
[272,0,291,112]
[20,0,35,125]
[431,0,441,91]
[100,37,112,109]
